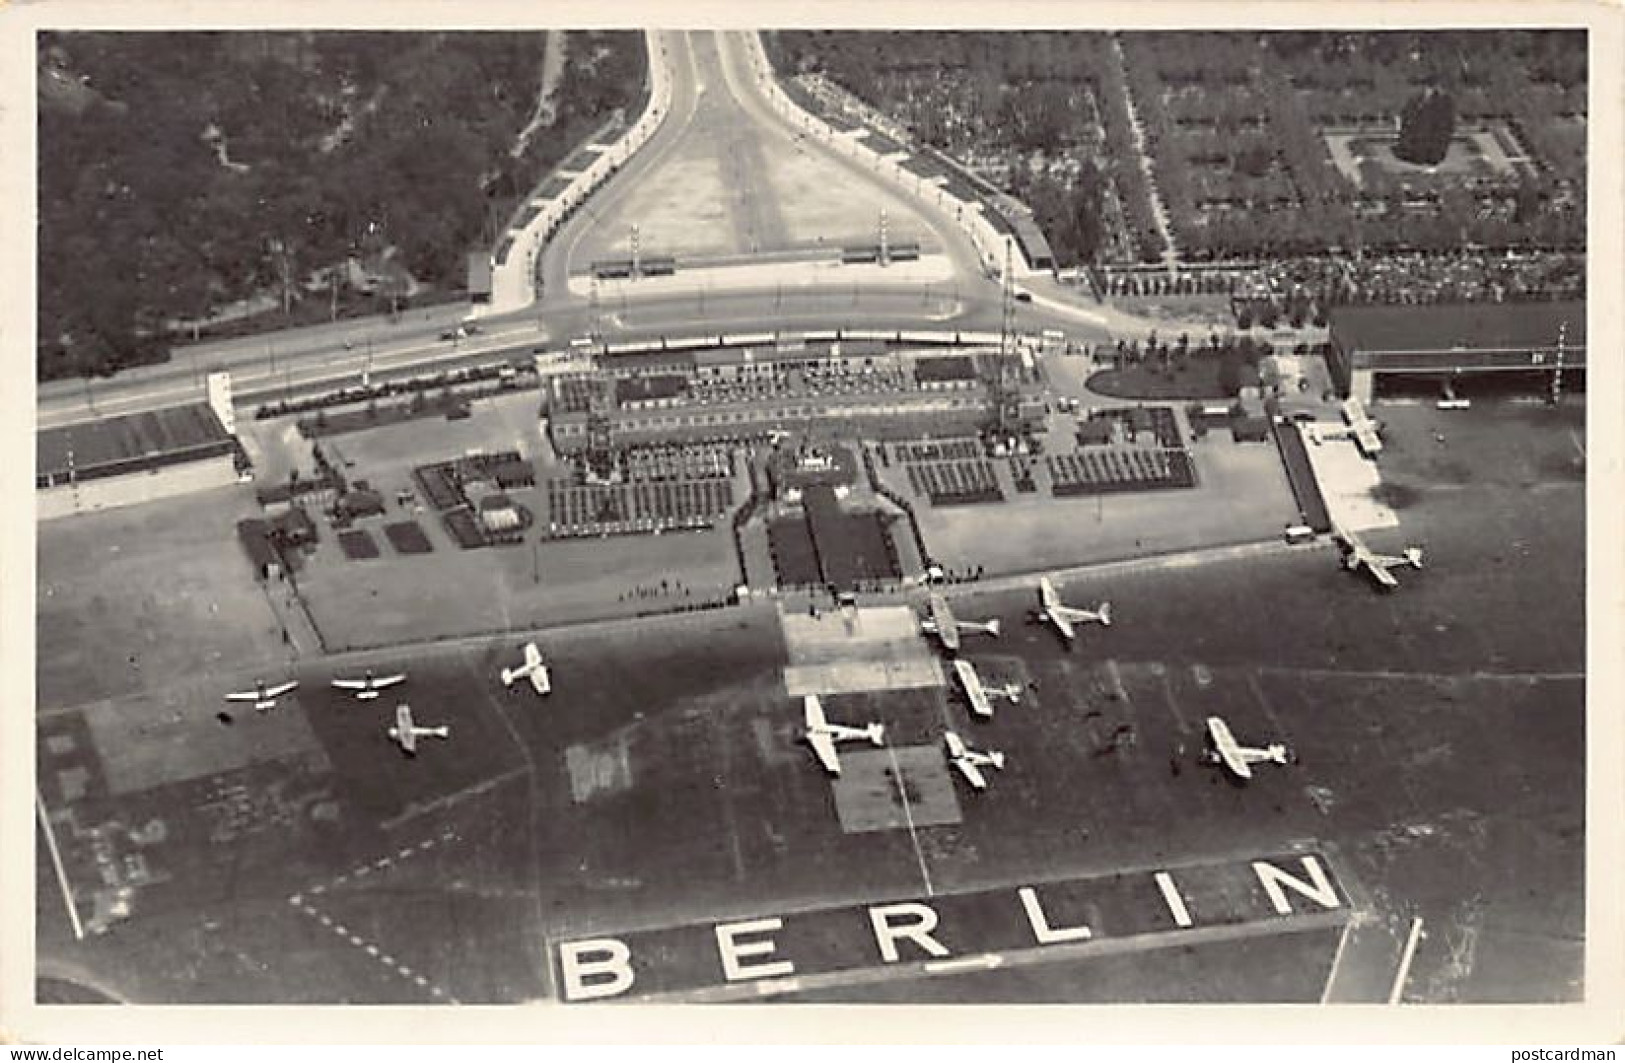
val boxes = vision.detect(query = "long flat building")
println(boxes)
[1327,301,1585,403]
[542,341,1032,454]
[36,403,237,520]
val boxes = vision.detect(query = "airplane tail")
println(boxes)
[359,689,379,701]
[982,619,1002,638]
[500,667,517,687]
[988,751,1006,770]
[1266,744,1289,764]
[1404,547,1424,569]
[431,726,450,738]
[1096,601,1112,626]
[866,723,886,746]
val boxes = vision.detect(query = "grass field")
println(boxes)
[909,433,1296,574]
[1086,359,1230,399]
[36,485,292,710]
[297,521,742,651]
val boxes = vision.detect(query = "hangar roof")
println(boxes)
[38,403,232,483]
[1329,301,1585,354]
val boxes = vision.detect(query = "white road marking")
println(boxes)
[35,791,84,941]
[1264,666,1584,684]
[1319,919,1355,1004]
[753,977,803,996]
[287,830,470,1003]
[886,745,935,898]
[1388,917,1426,1005]
[924,954,1004,974]
[1154,669,1189,732]
[1247,671,1290,737]
[1153,871,1194,928]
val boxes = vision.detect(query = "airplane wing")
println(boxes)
[524,642,543,669]
[807,731,841,774]
[803,695,826,731]
[1050,610,1077,641]
[373,674,406,689]
[1366,561,1399,588]
[225,691,260,702]
[1207,717,1253,779]
[1039,578,1061,612]
[529,666,552,695]
[266,680,299,698]
[953,659,992,718]
[951,757,988,790]
[945,731,968,758]
[331,678,367,690]
[393,705,417,752]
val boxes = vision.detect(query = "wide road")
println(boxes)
[544,32,975,276]
[36,30,1139,430]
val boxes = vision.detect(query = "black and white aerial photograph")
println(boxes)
[6,0,1623,1045]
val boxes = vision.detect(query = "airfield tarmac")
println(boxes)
[34,397,1585,1006]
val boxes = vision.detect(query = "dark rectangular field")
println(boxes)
[383,520,434,554]
[337,528,380,560]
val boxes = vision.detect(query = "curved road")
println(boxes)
[38,30,1149,430]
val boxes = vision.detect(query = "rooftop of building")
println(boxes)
[1328,300,1586,353]
[37,403,231,481]
[615,374,690,405]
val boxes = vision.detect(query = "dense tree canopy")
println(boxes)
[1395,90,1457,166]
[38,31,644,380]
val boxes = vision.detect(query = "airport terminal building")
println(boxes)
[541,341,1038,455]
[1326,301,1586,404]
